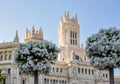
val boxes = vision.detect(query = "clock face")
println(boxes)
[73,24,75,28]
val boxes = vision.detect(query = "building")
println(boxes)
[0,12,117,84]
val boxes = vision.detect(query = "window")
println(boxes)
[82,68,84,74]
[47,79,49,83]
[70,39,72,44]
[73,40,74,45]
[78,68,80,73]
[60,68,62,73]
[73,32,74,38]
[8,68,11,75]
[0,55,3,61]
[92,70,94,75]
[85,69,87,74]
[5,55,7,60]
[50,80,52,84]
[70,31,78,46]
[103,73,105,77]
[22,79,26,84]
[53,79,55,84]
[73,24,75,28]
[56,80,58,84]
[56,68,58,72]
[106,74,108,78]
[88,69,90,75]
[65,81,66,84]
[62,80,64,84]
[9,55,11,60]
[59,80,61,84]
[74,55,79,60]
[44,78,46,83]
[75,32,77,38]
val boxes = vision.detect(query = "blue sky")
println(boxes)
[0,0,120,75]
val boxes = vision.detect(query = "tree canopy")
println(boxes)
[86,27,120,70]
[14,40,60,75]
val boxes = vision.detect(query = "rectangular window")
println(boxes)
[56,68,58,72]
[70,39,72,44]
[62,80,64,84]
[103,73,105,77]
[53,79,55,84]
[22,79,26,84]
[78,68,80,73]
[65,81,66,84]
[50,80,52,84]
[60,68,62,73]
[92,70,94,75]
[85,69,87,74]
[89,69,90,75]
[47,79,49,83]
[59,80,61,84]
[56,80,58,84]
[73,40,74,45]
[44,79,46,83]
[106,74,108,78]
[82,68,84,74]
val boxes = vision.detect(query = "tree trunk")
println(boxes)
[34,71,38,84]
[3,78,5,84]
[109,67,114,84]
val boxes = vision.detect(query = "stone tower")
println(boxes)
[14,30,19,43]
[24,25,43,42]
[58,11,84,62]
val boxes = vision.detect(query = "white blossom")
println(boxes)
[13,40,60,75]
[86,27,120,70]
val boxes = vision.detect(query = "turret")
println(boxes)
[32,25,35,35]
[58,11,80,47]
[60,11,78,24]
[24,25,43,42]
[58,12,83,62]
[13,30,19,43]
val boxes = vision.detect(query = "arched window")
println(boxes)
[5,55,7,60]
[73,55,82,61]
[74,55,79,60]
[60,68,62,73]
[9,54,11,60]
[73,31,74,38]
[56,68,59,72]
[0,55,3,61]
[75,32,77,38]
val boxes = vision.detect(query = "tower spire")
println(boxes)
[84,49,87,62]
[24,26,43,42]
[26,28,29,37]
[14,30,19,43]
[32,25,35,35]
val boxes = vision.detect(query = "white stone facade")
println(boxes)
[0,12,113,84]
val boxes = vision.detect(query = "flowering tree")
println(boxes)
[86,28,120,84]
[14,40,59,84]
